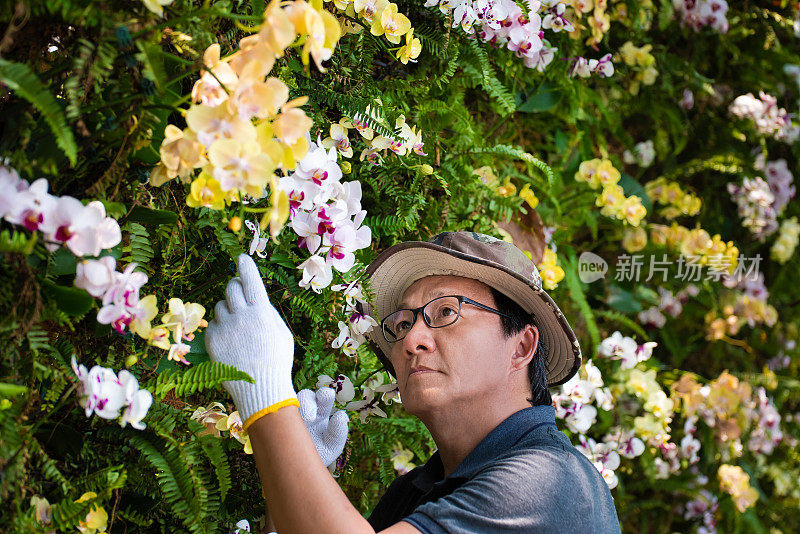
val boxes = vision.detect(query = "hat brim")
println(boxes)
[360,241,582,387]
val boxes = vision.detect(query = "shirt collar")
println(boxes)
[410,405,556,492]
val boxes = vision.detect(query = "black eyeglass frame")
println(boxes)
[380,295,514,343]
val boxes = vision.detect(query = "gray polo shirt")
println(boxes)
[367,405,620,533]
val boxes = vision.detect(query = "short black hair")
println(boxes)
[489,288,552,407]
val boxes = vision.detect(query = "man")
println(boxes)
[206,231,620,533]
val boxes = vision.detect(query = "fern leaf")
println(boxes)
[122,222,155,269]
[193,424,232,502]
[465,40,515,115]
[594,309,650,341]
[0,59,78,165]
[0,228,38,254]
[466,145,554,183]
[564,251,600,352]
[153,361,254,397]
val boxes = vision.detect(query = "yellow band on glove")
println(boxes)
[243,398,300,430]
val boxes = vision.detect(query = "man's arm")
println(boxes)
[205,255,419,534]
[250,405,420,534]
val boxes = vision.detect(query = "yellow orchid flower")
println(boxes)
[230,0,295,75]
[185,103,257,147]
[308,9,342,71]
[355,0,388,24]
[191,43,239,106]
[261,176,290,239]
[371,3,411,44]
[141,0,174,18]
[622,226,647,253]
[474,165,499,186]
[621,195,647,227]
[260,0,298,57]
[159,125,206,183]
[594,159,621,189]
[597,184,626,216]
[208,138,275,197]
[148,326,172,351]
[187,173,226,210]
[519,184,539,209]
[274,98,314,146]
[322,122,353,158]
[78,506,108,534]
[537,248,565,290]
[190,402,228,437]
[333,0,354,11]
[75,492,108,534]
[162,298,206,339]
[396,29,422,64]
[130,295,159,338]
[496,178,517,197]
[229,61,290,120]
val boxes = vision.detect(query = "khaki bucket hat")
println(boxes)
[360,231,582,387]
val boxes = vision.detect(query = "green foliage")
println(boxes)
[153,361,254,397]
[2,0,800,532]
[0,59,78,165]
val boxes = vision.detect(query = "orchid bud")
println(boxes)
[228,216,242,232]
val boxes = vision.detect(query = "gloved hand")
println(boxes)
[205,254,297,429]
[298,387,350,468]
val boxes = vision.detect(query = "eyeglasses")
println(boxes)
[381,295,512,343]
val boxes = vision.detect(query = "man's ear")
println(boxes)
[510,324,538,374]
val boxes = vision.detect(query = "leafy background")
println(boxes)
[1,0,800,532]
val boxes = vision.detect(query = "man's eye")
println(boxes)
[440,306,457,317]
[396,320,412,332]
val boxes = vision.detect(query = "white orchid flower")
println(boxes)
[119,386,153,430]
[244,219,268,258]
[594,387,614,410]
[42,197,121,256]
[598,331,639,369]
[348,311,378,342]
[332,321,359,356]
[298,254,334,293]
[293,142,343,187]
[331,280,366,307]
[345,387,388,423]
[0,165,28,219]
[84,366,127,420]
[565,403,597,434]
[5,178,57,232]
[74,256,117,298]
[316,374,356,403]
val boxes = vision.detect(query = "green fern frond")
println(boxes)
[465,40,515,115]
[0,59,78,165]
[564,252,600,352]
[122,222,155,269]
[153,361,254,397]
[213,225,245,258]
[127,432,198,524]
[466,145,554,183]
[27,328,52,355]
[192,421,232,501]
[594,309,650,341]
[0,228,38,254]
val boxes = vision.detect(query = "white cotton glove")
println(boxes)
[205,254,297,429]
[298,387,350,468]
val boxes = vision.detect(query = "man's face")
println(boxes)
[388,275,521,416]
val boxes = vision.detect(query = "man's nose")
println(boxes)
[402,313,435,355]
